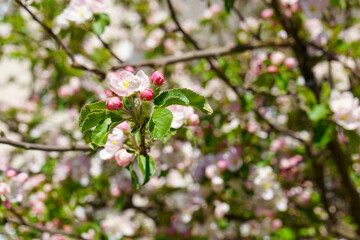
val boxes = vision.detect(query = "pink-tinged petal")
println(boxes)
[108,72,129,97]
[136,70,150,91]
[118,70,135,82]
[109,80,128,97]
[127,77,141,95]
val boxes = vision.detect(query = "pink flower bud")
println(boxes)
[285,9,292,18]
[43,183,52,192]
[110,187,121,197]
[267,65,278,73]
[63,225,71,232]
[5,169,17,178]
[188,114,200,125]
[17,172,29,183]
[272,219,283,230]
[117,121,130,131]
[140,89,154,101]
[125,66,134,74]
[151,71,164,85]
[58,85,71,98]
[0,182,8,194]
[217,160,227,170]
[36,191,47,201]
[261,9,273,19]
[3,200,11,209]
[105,90,113,97]
[291,2,300,12]
[284,57,296,69]
[115,149,133,166]
[106,97,123,110]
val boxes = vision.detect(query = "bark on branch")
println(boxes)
[0,138,92,152]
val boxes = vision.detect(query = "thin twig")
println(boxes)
[307,41,360,79]
[14,0,106,79]
[96,34,123,63]
[0,138,92,152]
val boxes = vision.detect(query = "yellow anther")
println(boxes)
[123,79,131,89]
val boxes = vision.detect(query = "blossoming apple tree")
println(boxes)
[0,0,360,239]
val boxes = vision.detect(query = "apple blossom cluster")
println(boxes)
[79,69,212,186]
[55,0,105,28]
[329,91,360,131]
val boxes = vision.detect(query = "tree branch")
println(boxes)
[111,41,291,70]
[7,208,85,239]
[270,0,319,99]
[96,34,123,63]
[14,0,106,79]
[307,41,360,79]
[0,138,92,152]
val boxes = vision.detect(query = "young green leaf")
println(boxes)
[142,101,155,117]
[138,155,156,185]
[79,101,106,126]
[80,111,106,133]
[153,88,213,114]
[149,108,173,140]
[308,104,329,122]
[91,118,112,146]
[92,13,110,35]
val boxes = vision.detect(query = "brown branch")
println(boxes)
[111,42,291,70]
[270,0,319,99]
[14,0,106,79]
[0,138,92,152]
[165,0,245,101]
[271,0,360,233]
[8,208,85,239]
[307,41,360,79]
[328,140,360,233]
[96,34,123,63]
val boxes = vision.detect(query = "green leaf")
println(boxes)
[79,101,106,126]
[92,13,110,35]
[308,105,329,122]
[92,21,106,35]
[320,82,331,104]
[154,88,213,114]
[153,87,161,99]
[80,111,106,133]
[142,101,155,117]
[330,0,346,9]
[138,155,156,185]
[243,93,254,112]
[313,123,334,149]
[130,169,140,190]
[297,87,317,109]
[224,0,235,12]
[149,108,173,140]
[91,118,112,146]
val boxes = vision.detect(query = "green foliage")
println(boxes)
[308,104,329,122]
[92,13,110,35]
[91,118,112,146]
[79,101,126,148]
[138,155,156,185]
[149,108,173,140]
[224,0,235,12]
[154,88,213,114]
